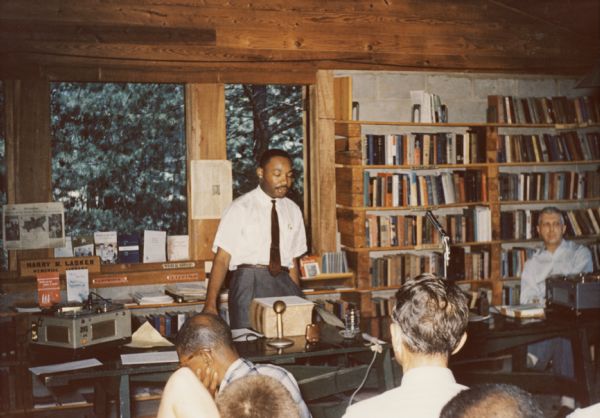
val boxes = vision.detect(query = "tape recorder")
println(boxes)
[31,299,131,350]
[546,273,600,315]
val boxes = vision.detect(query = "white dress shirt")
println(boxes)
[343,366,467,418]
[213,186,307,270]
[520,239,593,304]
[157,367,220,418]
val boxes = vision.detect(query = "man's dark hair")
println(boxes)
[175,313,234,357]
[258,148,292,168]
[216,374,300,418]
[440,383,544,418]
[392,273,469,355]
[538,206,565,226]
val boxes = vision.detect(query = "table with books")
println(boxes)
[450,308,600,406]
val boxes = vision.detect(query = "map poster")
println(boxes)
[2,202,66,250]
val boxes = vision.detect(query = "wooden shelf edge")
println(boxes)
[500,197,600,205]
[301,272,354,281]
[337,202,490,211]
[335,120,600,129]
[342,241,497,252]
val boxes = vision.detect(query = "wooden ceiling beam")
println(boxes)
[0,20,216,45]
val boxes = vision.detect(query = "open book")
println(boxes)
[495,304,545,319]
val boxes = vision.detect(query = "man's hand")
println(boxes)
[197,366,219,398]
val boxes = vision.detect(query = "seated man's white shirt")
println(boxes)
[212,186,307,269]
[567,402,600,418]
[343,366,467,418]
[157,367,220,418]
[520,239,592,304]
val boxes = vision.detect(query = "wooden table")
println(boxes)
[35,325,394,418]
[451,310,600,406]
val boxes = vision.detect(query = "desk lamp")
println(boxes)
[267,300,294,348]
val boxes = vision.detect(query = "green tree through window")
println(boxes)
[225,84,304,207]
[51,83,187,237]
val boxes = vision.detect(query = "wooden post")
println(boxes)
[309,70,337,254]
[4,79,53,268]
[185,84,226,260]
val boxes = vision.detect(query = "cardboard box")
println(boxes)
[250,296,314,338]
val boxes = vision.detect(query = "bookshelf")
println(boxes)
[334,94,600,320]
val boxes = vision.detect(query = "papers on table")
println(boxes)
[495,304,545,319]
[132,291,173,305]
[120,351,179,365]
[165,282,207,302]
[29,358,102,376]
[125,321,174,348]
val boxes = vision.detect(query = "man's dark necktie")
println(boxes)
[269,199,282,276]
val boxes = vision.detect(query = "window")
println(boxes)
[50,83,187,237]
[225,84,305,208]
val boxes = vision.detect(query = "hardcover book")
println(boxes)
[36,272,61,307]
[94,231,118,264]
[118,233,140,264]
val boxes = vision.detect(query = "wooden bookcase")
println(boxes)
[334,101,600,320]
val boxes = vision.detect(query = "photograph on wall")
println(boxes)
[2,202,66,250]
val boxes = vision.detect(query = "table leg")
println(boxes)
[118,375,131,418]
[572,326,596,405]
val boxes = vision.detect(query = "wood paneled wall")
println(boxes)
[1,0,598,82]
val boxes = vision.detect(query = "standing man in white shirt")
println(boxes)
[202,149,307,328]
[344,273,469,418]
[520,206,593,414]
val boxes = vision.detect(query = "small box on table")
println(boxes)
[250,296,314,338]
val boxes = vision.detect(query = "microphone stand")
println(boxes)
[425,210,450,279]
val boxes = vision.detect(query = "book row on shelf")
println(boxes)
[488,95,600,125]
[370,249,490,288]
[500,208,600,240]
[362,130,486,166]
[498,171,600,202]
[313,298,352,323]
[501,283,522,306]
[364,169,487,208]
[501,247,535,278]
[365,207,492,248]
[496,131,600,163]
[133,310,199,338]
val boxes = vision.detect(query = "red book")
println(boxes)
[37,272,61,307]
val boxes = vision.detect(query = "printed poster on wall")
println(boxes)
[190,160,233,220]
[2,202,66,250]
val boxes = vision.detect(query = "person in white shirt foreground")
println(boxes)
[343,273,469,418]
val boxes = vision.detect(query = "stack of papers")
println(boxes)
[165,282,207,302]
[132,291,173,305]
[120,351,179,365]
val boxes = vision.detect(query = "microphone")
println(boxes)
[266,300,294,348]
